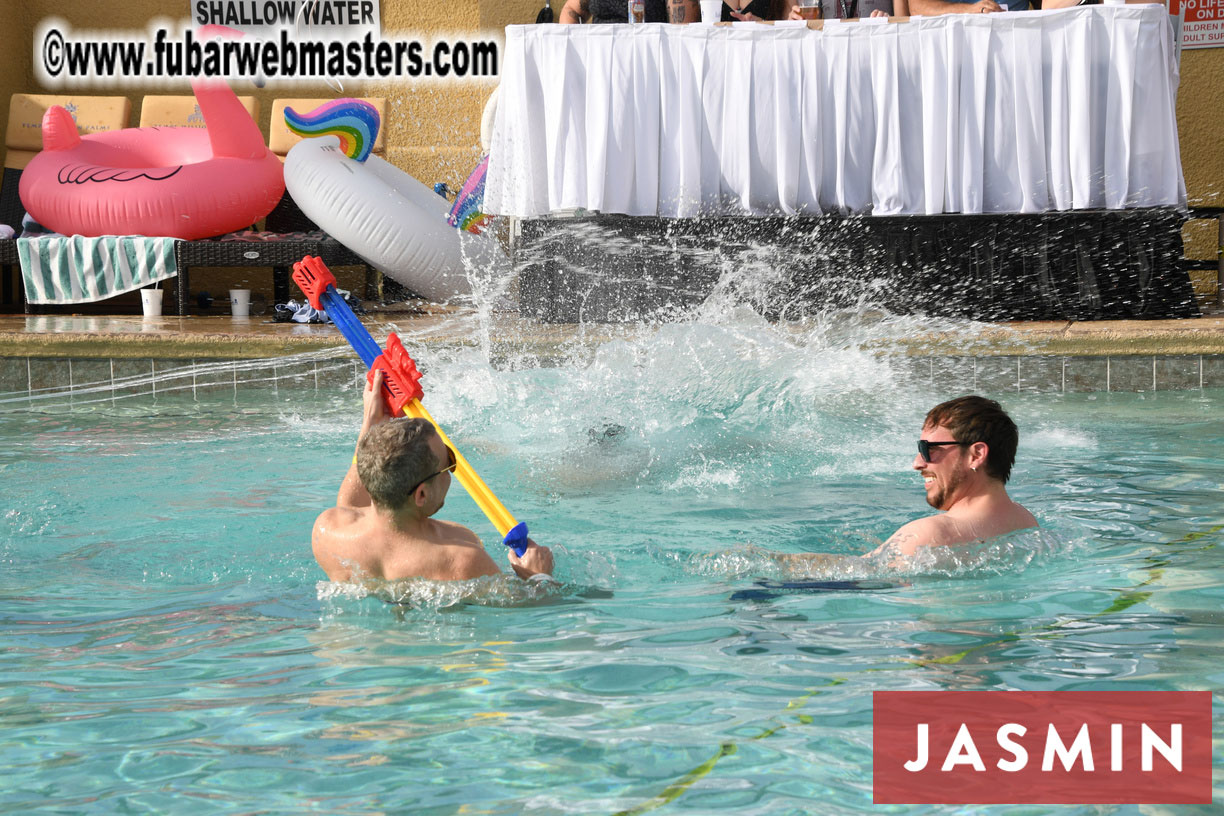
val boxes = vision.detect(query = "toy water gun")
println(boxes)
[291,255,529,556]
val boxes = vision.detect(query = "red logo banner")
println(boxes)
[873,691,1212,804]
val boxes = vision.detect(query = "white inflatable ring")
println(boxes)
[286,136,504,302]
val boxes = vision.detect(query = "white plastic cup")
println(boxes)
[229,289,251,317]
[140,288,163,317]
[700,0,722,23]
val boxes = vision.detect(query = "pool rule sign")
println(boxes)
[191,1,382,37]
[1173,0,1224,48]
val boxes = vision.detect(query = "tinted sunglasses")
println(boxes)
[917,439,966,462]
[410,445,457,493]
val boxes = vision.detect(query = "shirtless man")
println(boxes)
[874,395,1037,557]
[312,370,554,582]
[778,395,1035,570]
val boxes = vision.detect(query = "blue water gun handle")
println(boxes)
[503,521,529,557]
[318,288,382,367]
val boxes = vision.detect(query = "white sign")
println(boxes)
[190,1,381,37]
[1173,0,1224,49]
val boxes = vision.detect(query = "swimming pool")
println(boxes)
[2,314,1222,813]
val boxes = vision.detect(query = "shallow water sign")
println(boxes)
[190,1,381,37]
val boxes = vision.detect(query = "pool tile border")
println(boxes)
[2,353,1223,410]
[0,356,365,410]
[904,354,1223,394]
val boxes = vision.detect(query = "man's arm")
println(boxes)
[337,369,391,509]
[867,516,948,558]
[559,0,590,23]
[667,0,700,23]
[770,551,862,570]
[780,517,943,572]
[909,0,1001,14]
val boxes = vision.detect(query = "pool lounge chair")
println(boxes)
[169,97,386,316]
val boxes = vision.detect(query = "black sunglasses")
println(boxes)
[410,445,457,493]
[917,439,966,462]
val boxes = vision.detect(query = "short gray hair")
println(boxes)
[356,417,437,510]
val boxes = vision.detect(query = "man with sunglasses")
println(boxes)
[311,370,554,583]
[870,395,1037,558]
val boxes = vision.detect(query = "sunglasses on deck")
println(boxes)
[917,439,967,462]
[409,445,458,493]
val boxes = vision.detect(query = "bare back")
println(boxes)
[312,505,500,583]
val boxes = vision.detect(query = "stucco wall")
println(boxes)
[1178,48,1223,277]
[0,3,33,136]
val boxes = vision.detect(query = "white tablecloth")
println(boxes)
[485,7,1185,218]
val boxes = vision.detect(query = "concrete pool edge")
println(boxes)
[5,314,1224,360]
[3,314,1224,400]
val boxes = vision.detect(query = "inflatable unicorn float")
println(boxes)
[281,98,504,303]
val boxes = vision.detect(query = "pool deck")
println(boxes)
[3,309,1224,360]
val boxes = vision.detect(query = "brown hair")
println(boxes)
[356,417,438,510]
[925,395,1019,483]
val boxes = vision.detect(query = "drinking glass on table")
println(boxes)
[796,0,822,18]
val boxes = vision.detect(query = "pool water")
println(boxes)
[2,315,1222,813]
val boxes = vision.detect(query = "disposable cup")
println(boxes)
[700,0,723,23]
[229,289,251,317]
[140,288,163,317]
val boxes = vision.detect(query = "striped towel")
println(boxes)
[18,235,178,305]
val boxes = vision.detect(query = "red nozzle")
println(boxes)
[291,255,337,311]
[368,333,424,415]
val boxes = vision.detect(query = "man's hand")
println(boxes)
[509,538,554,579]
[361,369,394,435]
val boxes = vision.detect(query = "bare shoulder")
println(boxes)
[448,545,501,580]
[432,518,483,546]
[878,515,957,557]
[313,506,362,539]
[312,506,365,582]
[418,519,499,580]
[1012,501,1039,529]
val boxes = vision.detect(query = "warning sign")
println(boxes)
[190,1,381,37]
[1173,0,1224,49]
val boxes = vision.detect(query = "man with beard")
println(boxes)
[873,395,1036,557]
[772,395,1035,571]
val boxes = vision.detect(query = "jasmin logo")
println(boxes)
[63,102,78,121]
[187,104,203,125]
[873,691,1212,804]
[904,721,1183,773]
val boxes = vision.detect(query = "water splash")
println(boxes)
[689,528,1079,584]
[317,572,566,612]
